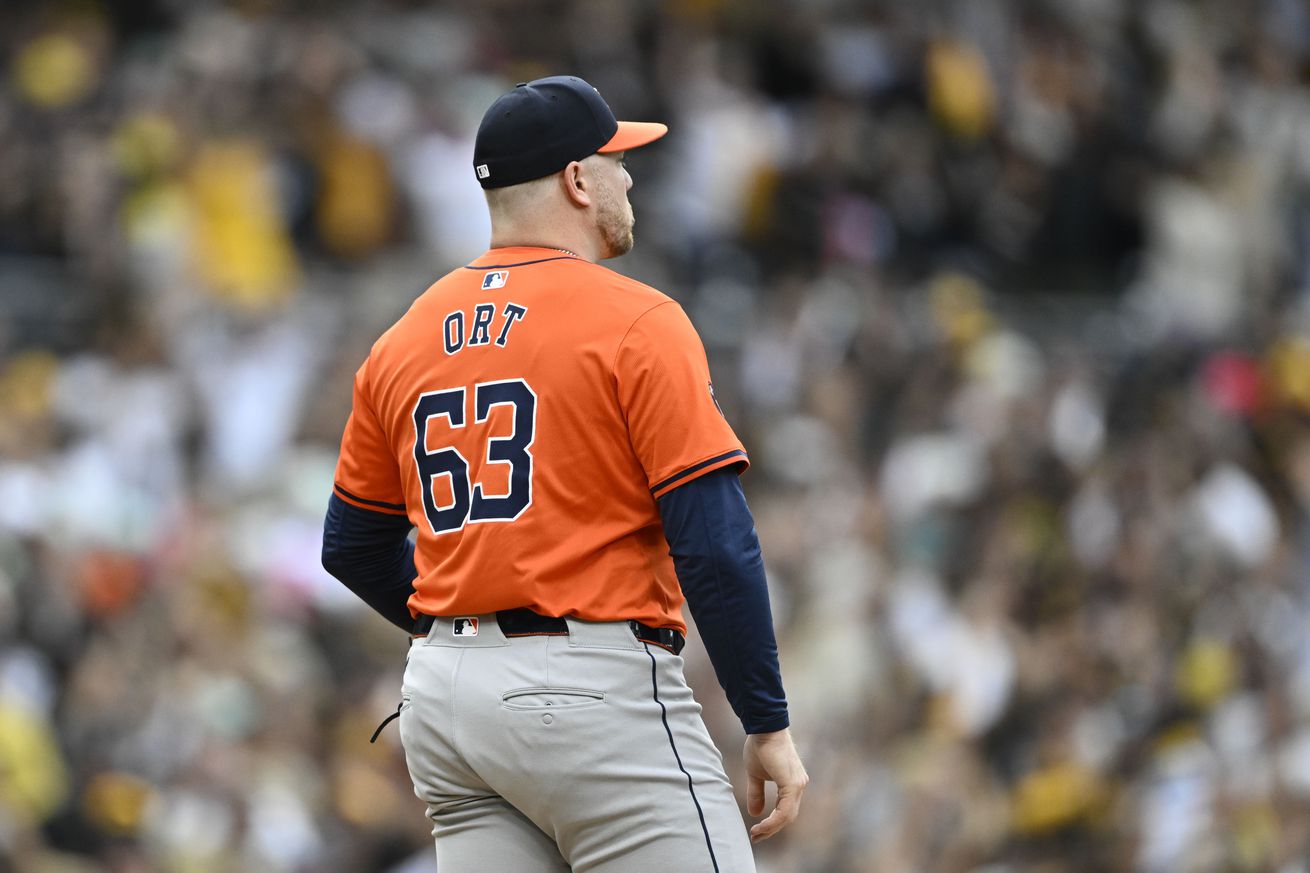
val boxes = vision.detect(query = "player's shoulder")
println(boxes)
[355,274,453,380]
[364,256,687,367]
[456,253,682,329]
[372,277,446,343]
[571,259,677,317]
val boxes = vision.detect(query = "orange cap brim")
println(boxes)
[598,121,668,154]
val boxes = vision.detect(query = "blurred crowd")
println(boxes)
[2,0,1310,871]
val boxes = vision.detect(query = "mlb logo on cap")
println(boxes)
[482,271,508,290]
[453,617,479,636]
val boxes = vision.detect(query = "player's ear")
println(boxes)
[560,161,592,209]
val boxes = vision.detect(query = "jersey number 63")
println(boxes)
[411,379,536,535]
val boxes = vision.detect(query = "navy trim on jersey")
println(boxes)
[650,450,748,495]
[333,484,407,513]
[462,256,578,270]
[644,643,720,872]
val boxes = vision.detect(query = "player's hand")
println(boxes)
[743,727,808,843]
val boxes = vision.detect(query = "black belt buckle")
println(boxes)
[629,620,685,655]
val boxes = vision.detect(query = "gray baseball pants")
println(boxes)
[398,614,757,872]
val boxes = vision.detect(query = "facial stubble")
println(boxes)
[597,176,635,258]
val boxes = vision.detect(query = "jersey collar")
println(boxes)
[467,246,585,269]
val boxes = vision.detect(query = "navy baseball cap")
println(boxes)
[473,76,667,189]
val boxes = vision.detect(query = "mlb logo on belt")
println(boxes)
[453,617,479,637]
[482,270,508,290]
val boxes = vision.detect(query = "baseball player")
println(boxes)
[321,75,806,872]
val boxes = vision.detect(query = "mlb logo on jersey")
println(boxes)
[482,271,508,290]
[453,617,479,636]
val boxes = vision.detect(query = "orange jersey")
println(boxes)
[331,246,748,632]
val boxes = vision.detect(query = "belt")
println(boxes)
[412,607,685,655]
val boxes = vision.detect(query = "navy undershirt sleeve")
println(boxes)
[657,466,790,734]
[321,493,418,632]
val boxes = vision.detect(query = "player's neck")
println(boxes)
[490,241,593,261]
[489,226,601,263]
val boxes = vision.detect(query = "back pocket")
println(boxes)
[501,687,605,711]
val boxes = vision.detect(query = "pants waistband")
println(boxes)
[412,608,685,655]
